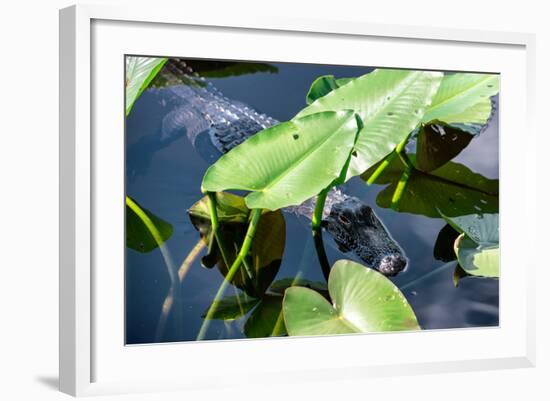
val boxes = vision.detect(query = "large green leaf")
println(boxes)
[454,234,499,278]
[422,73,499,132]
[362,156,498,218]
[126,196,173,253]
[442,212,499,278]
[201,111,359,211]
[283,260,420,336]
[296,69,443,178]
[125,56,167,115]
[188,193,286,297]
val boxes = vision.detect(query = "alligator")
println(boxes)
[149,59,408,276]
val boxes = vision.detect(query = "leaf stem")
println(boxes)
[391,165,412,210]
[206,192,251,279]
[312,190,331,281]
[196,208,263,340]
[367,133,412,185]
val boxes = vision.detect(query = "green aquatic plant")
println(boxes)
[125,62,501,340]
[125,56,167,116]
[202,110,360,211]
[283,260,420,336]
[126,196,173,253]
[188,192,286,297]
[361,155,499,217]
[296,69,443,179]
[441,212,500,278]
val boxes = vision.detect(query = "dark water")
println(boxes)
[126,61,499,344]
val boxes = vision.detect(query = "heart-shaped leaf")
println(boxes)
[126,196,173,253]
[201,111,359,210]
[442,212,499,278]
[454,234,499,278]
[283,260,420,336]
[126,56,167,115]
[296,69,443,178]
[422,73,499,132]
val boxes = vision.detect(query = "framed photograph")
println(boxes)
[59,4,536,396]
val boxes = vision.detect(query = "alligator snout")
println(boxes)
[324,196,408,276]
[378,253,408,276]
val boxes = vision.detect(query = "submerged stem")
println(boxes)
[312,190,331,281]
[196,208,263,340]
[155,238,206,342]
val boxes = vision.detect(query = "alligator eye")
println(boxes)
[338,214,352,225]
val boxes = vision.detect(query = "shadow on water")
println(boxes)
[125,60,499,344]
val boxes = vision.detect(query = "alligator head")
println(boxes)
[323,197,408,276]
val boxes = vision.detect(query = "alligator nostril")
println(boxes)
[378,253,408,276]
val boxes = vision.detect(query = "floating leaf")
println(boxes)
[201,293,260,320]
[296,69,443,178]
[441,212,499,246]
[422,73,499,129]
[188,193,286,297]
[244,295,287,338]
[283,260,420,336]
[126,56,167,115]
[442,212,499,278]
[201,111,359,210]
[126,196,173,253]
[454,234,499,277]
[415,122,473,172]
[362,155,498,218]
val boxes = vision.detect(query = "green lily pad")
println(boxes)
[188,193,286,297]
[126,196,173,253]
[362,155,498,218]
[244,295,287,338]
[283,260,420,336]
[201,110,359,211]
[296,69,443,178]
[125,56,167,115]
[443,212,499,278]
[454,234,499,277]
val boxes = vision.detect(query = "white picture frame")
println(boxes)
[59,3,536,397]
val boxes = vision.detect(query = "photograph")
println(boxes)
[125,56,500,344]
